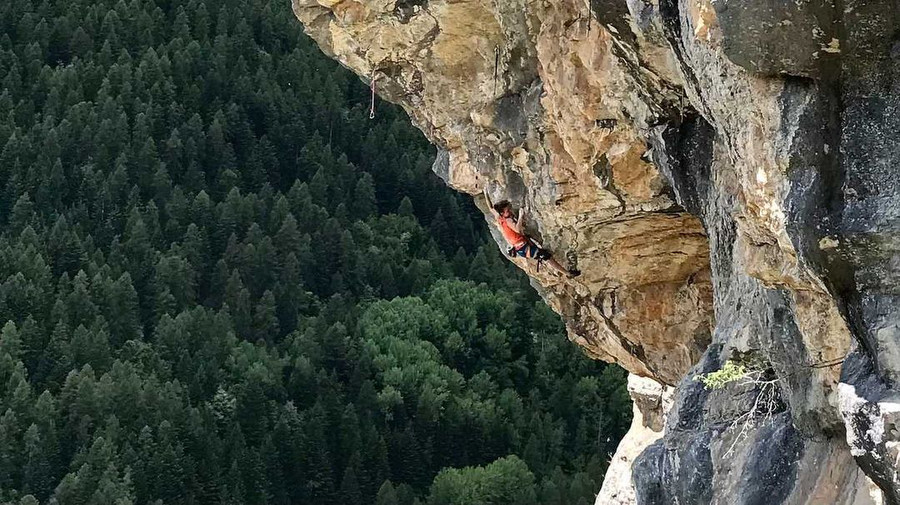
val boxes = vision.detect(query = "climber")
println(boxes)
[483,189,580,278]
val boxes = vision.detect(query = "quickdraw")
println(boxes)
[369,69,377,119]
[493,45,500,95]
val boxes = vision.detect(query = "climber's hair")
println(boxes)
[493,200,511,215]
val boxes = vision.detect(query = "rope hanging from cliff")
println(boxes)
[493,45,500,96]
[369,69,377,120]
[587,0,595,33]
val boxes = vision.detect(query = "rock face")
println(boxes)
[291,0,900,503]
[597,375,673,505]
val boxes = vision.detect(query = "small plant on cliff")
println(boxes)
[697,358,783,456]
[696,360,749,390]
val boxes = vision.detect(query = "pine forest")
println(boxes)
[0,0,632,503]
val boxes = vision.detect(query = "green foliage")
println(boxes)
[428,455,537,505]
[0,0,632,503]
[696,360,748,390]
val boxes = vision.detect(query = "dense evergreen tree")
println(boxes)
[0,0,631,503]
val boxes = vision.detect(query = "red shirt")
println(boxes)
[498,216,527,248]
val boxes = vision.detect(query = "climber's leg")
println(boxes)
[533,246,580,278]
[546,256,577,277]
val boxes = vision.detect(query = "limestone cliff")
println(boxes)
[291,0,900,503]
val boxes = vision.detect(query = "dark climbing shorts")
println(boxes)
[514,244,551,261]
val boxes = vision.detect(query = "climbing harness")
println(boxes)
[369,69,377,119]
[507,239,547,273]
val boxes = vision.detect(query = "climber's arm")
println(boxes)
[484,189,500,219]
[514,208,525,233]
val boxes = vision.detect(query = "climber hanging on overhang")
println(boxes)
[483,189,580,278]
